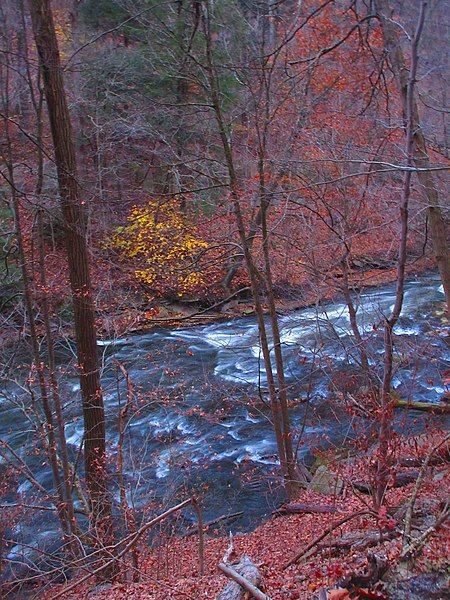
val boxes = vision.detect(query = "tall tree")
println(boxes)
[200,0,303,493]
[27,0,114,556]
[375,0,427,508]
[375,0,450,315]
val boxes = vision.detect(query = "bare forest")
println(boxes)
[0,1,449,598]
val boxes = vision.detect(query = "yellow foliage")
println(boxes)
[108,199,208,298]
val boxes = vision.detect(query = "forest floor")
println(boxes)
[40,431,449,600]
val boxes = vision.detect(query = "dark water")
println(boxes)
[1,272,448,571]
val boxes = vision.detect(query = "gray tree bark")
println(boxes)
[375,0,450,315]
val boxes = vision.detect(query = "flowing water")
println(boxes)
[1,271,448,572]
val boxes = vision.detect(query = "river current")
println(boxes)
[1,271,448,571]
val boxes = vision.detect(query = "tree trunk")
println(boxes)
[375,0,450,315]
[375,0,427,509]
[201,0,294,491]
[27,0,115,563]
[1,39,70,538]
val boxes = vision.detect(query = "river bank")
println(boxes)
[37,430,450,600]
[98,257,441,338]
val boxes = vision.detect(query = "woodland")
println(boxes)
[0,0,449,599]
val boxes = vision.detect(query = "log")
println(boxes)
[184,511,243,536]
[317,530,398,553]
[394,400,450,414]
[394,471,420,487]
[353,470,420,494]
[294,530,398,564]
[216,534,271,600]
[273,502,338,516]
[217,556,270,600]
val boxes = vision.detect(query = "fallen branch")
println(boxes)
[272,502,338,516]
[145,287,251,324]
[291,529,398,565]
[394,400,450,414]
[283,510,373,569]
[0,502,87,515]
[184,511,243,536]
[353,471,420,495]
[398,453,449,467]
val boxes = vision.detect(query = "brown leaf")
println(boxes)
[327,589,351,600]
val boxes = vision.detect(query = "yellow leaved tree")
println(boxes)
[108,199,208,299]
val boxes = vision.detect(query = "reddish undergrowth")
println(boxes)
[40,435,449,600]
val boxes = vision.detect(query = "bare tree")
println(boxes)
[374,0,427,509]
[199,0,304,493]
[27,0,115,564]
[375,0,450,315]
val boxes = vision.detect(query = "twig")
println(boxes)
[191,497,205,576]
[184,511,243,536]
[403,433,450,545]
[283,510,373,569]
[401,504,449,560]
[222,532,236,564]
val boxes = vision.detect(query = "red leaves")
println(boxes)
[41,453,450,600]
[377,507,396,532]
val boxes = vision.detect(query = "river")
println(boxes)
[1,271,448,573]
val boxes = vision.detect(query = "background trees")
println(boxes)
[375,0,450,314]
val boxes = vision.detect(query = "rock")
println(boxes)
[433,470,446,482]
[221,300,238,313]
[385,573,449,600]
[310,465,344,495]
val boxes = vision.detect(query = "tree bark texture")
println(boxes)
[376,0,450,315]
[27,0,114,551]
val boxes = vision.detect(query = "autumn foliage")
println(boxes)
[108,198,208,299]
